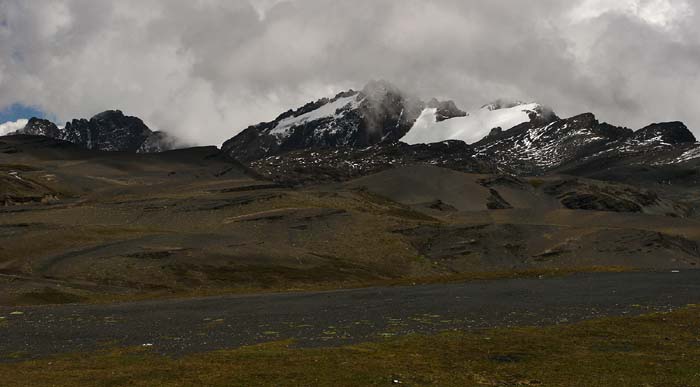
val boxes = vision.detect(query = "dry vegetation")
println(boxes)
[2,306,699,386]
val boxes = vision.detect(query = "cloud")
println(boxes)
[570,0,693,29]
[1,0,699,146]
[0,118,28,136]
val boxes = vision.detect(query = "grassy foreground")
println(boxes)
[3,306,700,386]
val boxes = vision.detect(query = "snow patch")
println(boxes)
[401,103,540,145]
[667,145,700,164]
[270,94,361,137]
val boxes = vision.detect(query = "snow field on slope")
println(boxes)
[401,103,540,145]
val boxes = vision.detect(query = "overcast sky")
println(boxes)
[1,0,699,144]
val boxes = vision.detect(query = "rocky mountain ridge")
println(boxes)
[13,110,175,153]
[220,81,699,184]
[473,113,699,175]
[3,81,699,184]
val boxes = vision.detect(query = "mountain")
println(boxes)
[220,81,700,185]
[223,80,449,162]
[222,81,554,164]
[9,81,696,186]
[13,110,176,153]
[474,113,700,175]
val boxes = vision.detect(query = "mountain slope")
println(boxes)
[14,110,175,153]
[249,140,492,185]
[473,113,631,174]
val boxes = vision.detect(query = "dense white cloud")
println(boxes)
[0,118,28,136]
[1,0,699,145]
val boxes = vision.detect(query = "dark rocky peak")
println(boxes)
[92,109,144,126]
[92,109,126,121]
[13,110,174,153]
[553,113,631,140]
[19,118,61,138]
[62,110,153,152]
[426,98,468,122]
[87,110,151,137]
[633,122,696,144]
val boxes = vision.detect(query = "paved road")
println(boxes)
[2,271,700,359]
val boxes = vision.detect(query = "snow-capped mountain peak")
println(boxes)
[222,80,425,161]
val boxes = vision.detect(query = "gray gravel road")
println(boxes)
[2,270,700,359]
